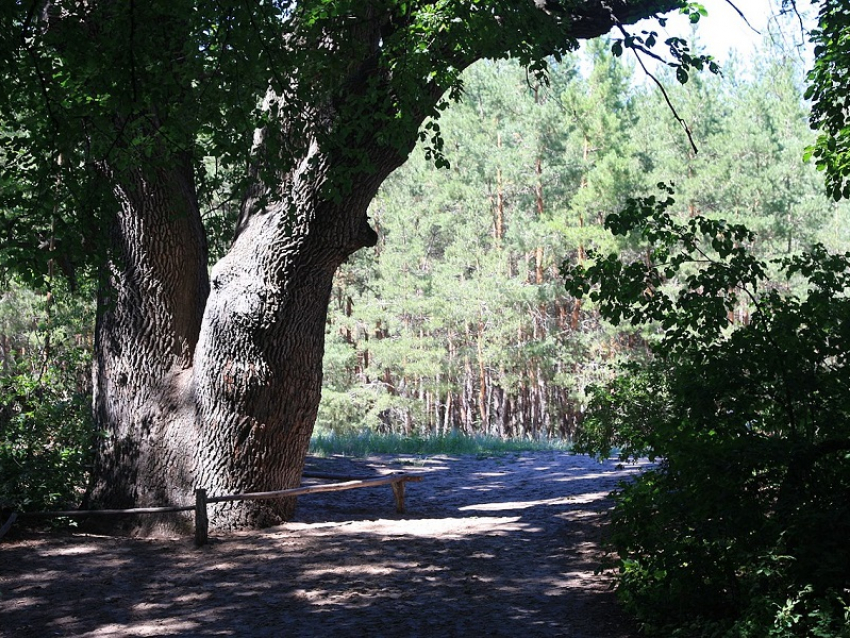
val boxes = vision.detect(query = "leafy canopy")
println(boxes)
[806,0,850,200]
[0,0,610,284]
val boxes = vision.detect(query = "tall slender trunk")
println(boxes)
[477,319,488,428]
[494,128,505,247]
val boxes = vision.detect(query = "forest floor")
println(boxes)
[1,451,651,638]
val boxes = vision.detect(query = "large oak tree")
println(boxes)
[0,0,682,530]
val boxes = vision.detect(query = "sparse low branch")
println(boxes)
[613,22,699,154]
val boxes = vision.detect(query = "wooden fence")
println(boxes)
[1,473,422,546]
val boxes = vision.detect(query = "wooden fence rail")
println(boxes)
[1,474,422,547]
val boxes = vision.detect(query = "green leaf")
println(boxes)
[612,40,623,57]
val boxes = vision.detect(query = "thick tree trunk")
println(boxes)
[90,158,209,527]
[85,0,683,533]
[192,152,388,529]
[90,147,392,531]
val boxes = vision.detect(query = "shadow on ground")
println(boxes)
[0,452,647,638]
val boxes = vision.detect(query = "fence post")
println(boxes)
[194,489,208,547]
[0,512,18,540]
[391,480,406,513]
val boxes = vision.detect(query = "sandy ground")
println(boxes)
[0,451,650,638]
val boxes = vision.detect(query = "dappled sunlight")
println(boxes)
[303,561,425,579]
[51,542,102,556]
[283,515,527,537]
[554,471,632,482]
[172,592,211,605]
[458,482,508,491]
[459,496,577,511]
[77,620,202,637]
[1,452,644,637]
[566,491,616,504]
[7,596,40,610]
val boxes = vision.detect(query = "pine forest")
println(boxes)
[2,35,848,463]
[318,39,849,440]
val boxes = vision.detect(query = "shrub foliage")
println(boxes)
[0,282,94,514]
[1,370,93,512]
[563,187,850,637]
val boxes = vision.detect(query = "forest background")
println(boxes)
[319,34,848,440]
[2,23,847,508]
[4,2,850,635]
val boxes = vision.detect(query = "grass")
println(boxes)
[308,429,572,458]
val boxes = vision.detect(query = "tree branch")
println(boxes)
[723,0,761,35]
[614,23,699,155]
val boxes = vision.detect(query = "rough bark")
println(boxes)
[192,145,395,528]
[90,157,209,528]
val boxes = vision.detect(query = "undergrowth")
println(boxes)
[309,429,571,457]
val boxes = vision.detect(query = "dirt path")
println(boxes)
[1,452,649,637]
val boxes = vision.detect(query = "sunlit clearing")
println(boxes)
[458,496,577,512]
[283,516,526,538]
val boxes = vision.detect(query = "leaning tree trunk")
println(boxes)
[191,146,394,529]
[86,0,683,533]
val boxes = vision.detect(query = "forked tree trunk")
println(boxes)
[86,0,681,532]
[90,142,399,531]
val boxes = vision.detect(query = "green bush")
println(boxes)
[564,187,850,636]
[0,280,95,514]
[0,369,94,512]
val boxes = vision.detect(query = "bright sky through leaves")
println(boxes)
[640,0,815,66]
